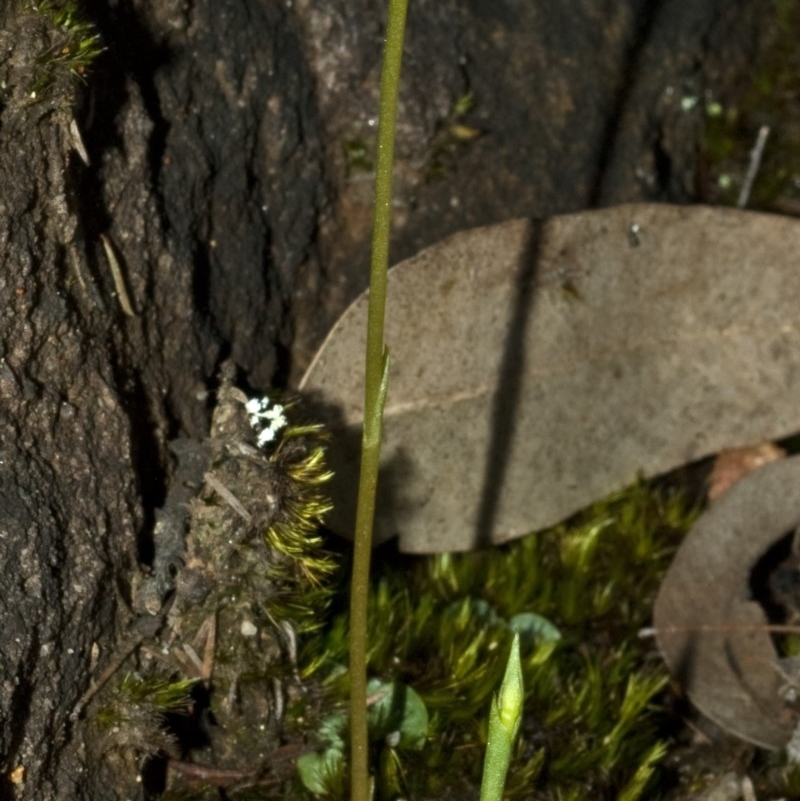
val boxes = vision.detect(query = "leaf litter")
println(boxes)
[301,203,800,554]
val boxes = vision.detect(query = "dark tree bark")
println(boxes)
[0,8,142,800]
[0,0,769,797]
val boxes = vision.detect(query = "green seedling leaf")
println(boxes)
[297,747,345,796]
[297,711,348,796]
[508,612,561,647]
[318,711,348,751]
[300,204,800,553]
[366,678,429,750]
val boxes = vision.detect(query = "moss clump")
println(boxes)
[153,386,339,796]
[304,481,697,801]
[29,1,103,90]
[425,91,482,181]
[92,380,342,800]
[341,139,374,178]
[2,0,104,109]
[94,674,198,758]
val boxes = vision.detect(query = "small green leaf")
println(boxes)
[367,678,429,750]
[508,612,562,647]
[297,748,345,796]
[317,712,348,750]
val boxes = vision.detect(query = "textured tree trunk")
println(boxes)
[0,1,325,796]
[0,8,141,800]
[0,0,768,797]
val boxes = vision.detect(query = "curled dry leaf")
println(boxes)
[707,441,786,501]
[300,204,800,553]
[654,455,800,750]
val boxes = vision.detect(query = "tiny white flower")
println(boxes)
[263,405,287,429]
[245,397,269,416]
[245,395,288,447]
[257,426,279,446]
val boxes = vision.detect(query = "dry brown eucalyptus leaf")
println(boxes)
[300,204,800,553]
[654,455,800,751]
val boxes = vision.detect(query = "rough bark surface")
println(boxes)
[0,0,771,797]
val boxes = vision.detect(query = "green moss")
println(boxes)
[341,139,374,178]
[425,91,482,181]
[23,0,104,100]
[93,675,198,759]
[304,481,697,801]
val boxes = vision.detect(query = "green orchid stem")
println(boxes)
[349,3,408,801]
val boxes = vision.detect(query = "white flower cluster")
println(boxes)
[245,396,288,447]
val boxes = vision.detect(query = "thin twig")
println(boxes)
[737,125,770,208]
[640,621,800,639]
[99,234,136,316]
[199,614,217,686]
[204,472,252,522]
